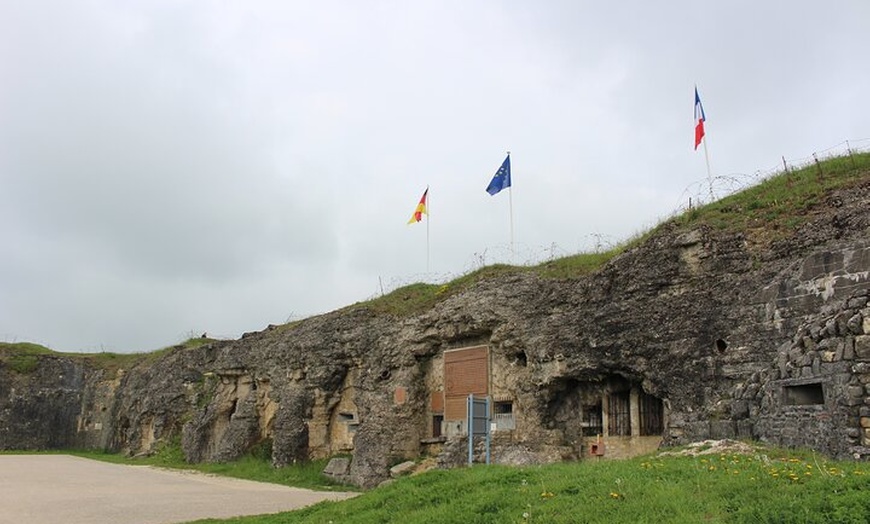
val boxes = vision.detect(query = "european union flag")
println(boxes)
[486,154,511,196]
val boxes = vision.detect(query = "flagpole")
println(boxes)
[694,85,713,201]
[702,137,713,201]
[426,186,431,274]
[507,151,514,260]
[508,186,515,261]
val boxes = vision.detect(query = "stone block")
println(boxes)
[819,337,843,351]
[731,400,749,419]
[709,420,736,439]
[824,318,839,337]
[323,457,351,478]
[788,346,805,364]
[744,383,760,399]
[777,356,789,379]
[844,338,856,360]
[847,295,868,309]
[861,417,870,428]
[389,460,417,478]
[847,313,864,335]
[736,420,754,438]
[856,336,870,361]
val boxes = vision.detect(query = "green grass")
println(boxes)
[0,337,218,375]
[359,265,523,316]
[678,152,870,238]
[0,342,55,374]
[186,447,870,524]
[62,440,357,493]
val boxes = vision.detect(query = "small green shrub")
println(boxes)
[7,354,40,374]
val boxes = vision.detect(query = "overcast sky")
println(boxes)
[1,1,868,353]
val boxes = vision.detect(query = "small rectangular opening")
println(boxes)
[784,383,824,405]
[494,401,513,414]
[432,414,444,437]
[493,401,515,431]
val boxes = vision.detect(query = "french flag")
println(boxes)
[694,86,706,150]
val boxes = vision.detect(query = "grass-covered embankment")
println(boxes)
[0,337,216,374]
[354,152,870,317]
[186,445,870,524]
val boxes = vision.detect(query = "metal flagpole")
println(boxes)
[508,188,514,260]
[507,152,514,260]
[702,137,713,201]
[426,187,430,274]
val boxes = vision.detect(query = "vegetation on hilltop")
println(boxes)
[356,152,870,317]
[679,152,870,242]
[0,342,53,373]
[0,337,217,374]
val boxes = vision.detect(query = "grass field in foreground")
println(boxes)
[184,446,870,524]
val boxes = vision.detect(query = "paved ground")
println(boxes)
[0,455,356,524]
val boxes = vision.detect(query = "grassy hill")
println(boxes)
[183,443,870,524]
[358,151,870,316]
[0,337,215,374]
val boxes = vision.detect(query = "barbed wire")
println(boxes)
[372,138,870,299]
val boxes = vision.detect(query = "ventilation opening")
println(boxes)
[493,401,516,431]
[715,339,728,353]
[514,351,528,367]
[784,383,825,406]
[494,401,512,414]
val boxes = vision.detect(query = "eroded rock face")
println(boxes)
[0,357,85,450]
[1,178,868,487]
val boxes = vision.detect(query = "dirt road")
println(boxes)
[0,455,356,524]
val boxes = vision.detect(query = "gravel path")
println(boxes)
[0,455,356,524]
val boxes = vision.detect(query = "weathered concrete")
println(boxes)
[0,455,355,524]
